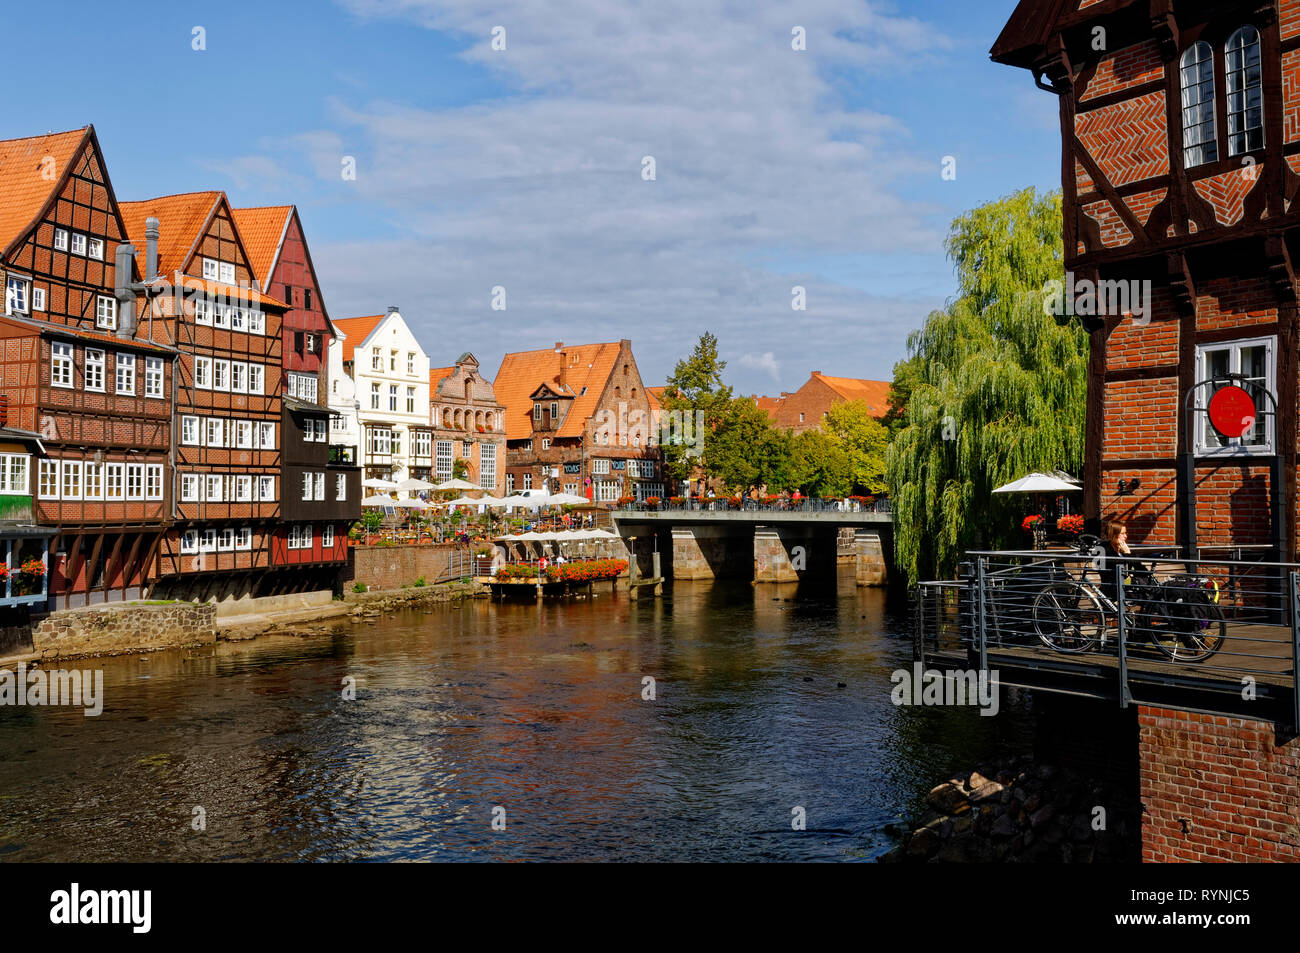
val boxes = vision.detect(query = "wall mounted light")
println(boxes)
[1117,477,1141,496]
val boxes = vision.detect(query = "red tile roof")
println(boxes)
[0,314,174,353]
[333,315,386,363]
[429,366,455,391]
[646,386,665,413]
[230,205,292,285]
[813,373,892,417]
[494,341,623,440]
[118,192,222,280]
[752,394,783,419]
[0,128,89,255]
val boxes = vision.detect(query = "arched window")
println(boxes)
[1226,25,1264,156]
[1180,41,1217,168]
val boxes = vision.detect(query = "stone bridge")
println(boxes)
[609,508,893,586]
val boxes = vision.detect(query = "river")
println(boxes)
[0,569,1031,862]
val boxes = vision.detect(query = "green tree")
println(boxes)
[824,399,889,495]
[886,188,1087,585]
[882,354,922,438]
[707,397,791,492]
[662,332,734,486]
[789,428,852,496]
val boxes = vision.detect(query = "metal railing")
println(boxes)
[622,497,891,514]
[915,547,1300,727]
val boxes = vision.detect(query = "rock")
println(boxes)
[952,814,972,834]
[1076,845,1095,864]
[1023,793,1042,813]
[968,781,1005,805]
[1030,805,1055,830]
[907,827,939,858]
[968,771,992,790]
[938,819,954,840]
[1036,764,1057,781]
[927,782,969,814]
[1043,826,1064,845]
[990,813,1017,837]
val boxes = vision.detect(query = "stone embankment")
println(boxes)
[880,754,1139,863]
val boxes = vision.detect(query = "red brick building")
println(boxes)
[118,192,288,594]
[993,0,1300,559]
[769,371,890,434]
[494,340,662,501]
[429,353,506,493]
[0,127,173,607]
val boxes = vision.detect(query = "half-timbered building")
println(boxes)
[994,0,1300,560]
[0,127,173,608]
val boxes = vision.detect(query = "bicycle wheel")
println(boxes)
[1151,601,1227,663]
[1032,581,1104,653]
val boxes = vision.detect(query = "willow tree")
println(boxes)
[885,188,1088,585]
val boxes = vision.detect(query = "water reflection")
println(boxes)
[0,568,1030,861]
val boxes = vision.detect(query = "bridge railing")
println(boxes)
[620,498,891,514]
[915,547,1300,726]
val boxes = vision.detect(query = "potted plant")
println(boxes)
[1056,514,1085,536]
[12,557,44,596]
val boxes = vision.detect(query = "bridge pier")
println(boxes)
[855,530,887,587]
[671,526,723,580]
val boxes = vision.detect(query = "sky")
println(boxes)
[4,0,1059,396]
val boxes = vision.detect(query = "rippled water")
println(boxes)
[0,570,1031,861]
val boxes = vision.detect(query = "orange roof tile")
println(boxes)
[230,205,292,286]
[752,394,783,419]
[0,314,174,353]
[646,386,665,413]
[813,373,892,417]
[334,315,385,363]
[494,342,623,441]
[118,192,222,280]
[144,275,288,312]
[429,366,455,392]
[0,128,89,255]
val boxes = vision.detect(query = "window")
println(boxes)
[115,353,135,395]
[1226,26,1264,157]
[390,350,397,372]
[146,464,163,500]
[53,229,68,251]
[84,463,102,500]
[61,460,81,500]
[85,349,105,392]
[202,258,218,280]
[88,238,104,260]
[231,362,247,393]
[551,401,559,418]
[1181,42,1217,168]
[236,527,252,550]
[407,353,415,375]
[306,333,318,354]
[104,463,124,500]
[237,421,252,449]
[219,528,235,552]
[0,453,28,495]
[126,464,144,500]
[371,383,380,410]
[206,474,224,502]
[182,416,199,445]
[249,364,264,394]
[71,233,86,256]
[258,422,275,449]
[32,288,45,311]
[406,386,415,413]
[462,440,472,457]
[336,473,347,500]
[371,348,382,371]
[288,372,318,403]
[304,289,313,310]
[541,439,551,451]
[219,262,236,284]
[479,443,496,489]
[332,414,347,432]
[39,459,58,499]
[249,311,265,335]
[284,286,295,308]
[214,359,230,391]
[182,530,199,554]
[214,305,231,330]
[181,473,199,502]
[533,403,542,420]
[194,356,212,389]
[593,457,610,475]
[206,419,224,448]
[258,475,275,501]
[145,358,164,398]
[323,525,335,548]
[506,473,515,493]
[314,472,325,501]
[1196,336,1276,454]
[5,275,29,314]
[289,524,301,549]
[523,473,533,490]
[52,343,73,388]
[200,529,217,554]
[414,431,432,457]
[302,472,312,501]
[435,440,453,481]
[389,385,398,412]
[235,475,252,502]
[231,308,246,332]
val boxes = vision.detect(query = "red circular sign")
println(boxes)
[1208,385,1256,439]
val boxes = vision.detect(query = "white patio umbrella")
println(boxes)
[446,495,480,507]
[550,492,589,506]
[363,478,399,490]
[476,495,507,507]
[434,478,479,491]
[362,494,397,506]
[397,498,432,510]
[992,473,1083,494]
[397,477,437,492]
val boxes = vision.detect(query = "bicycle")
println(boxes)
[1030,537,1226,662]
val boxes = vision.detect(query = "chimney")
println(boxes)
[145,217,160,282]
[811,370,822,377]
[387,305,399,315]
[113,243,138,339]
[556,342,567,390]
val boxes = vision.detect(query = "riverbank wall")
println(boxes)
[342,542,472,592]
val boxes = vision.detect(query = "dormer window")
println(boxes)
[533,402,542,420]
[550,401,559,418]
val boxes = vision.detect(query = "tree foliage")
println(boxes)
[662,332,733,483]
[885,188,1088,585]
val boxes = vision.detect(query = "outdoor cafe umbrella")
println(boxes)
[549,492,589,506]
[363,478,399,490]
[446,495,480,507]
[434,478,479,491]
[398,498,433,510]
[361,494,398,506]
[991,473,1082,494]
[397,477,437,492]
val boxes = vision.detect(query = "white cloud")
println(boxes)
[738,351,782,382]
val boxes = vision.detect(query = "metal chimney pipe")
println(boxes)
[145,217,160,282]
[114,243,138,339]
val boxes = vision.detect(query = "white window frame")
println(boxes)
[206,474,224,502]
[52,343,74,388]
[146,464,163,501]
[200,528,218,554]
[5,275,29,315]
[237,421,253,449]
[219,528,235,552]
[182,416,200,445]
[336,473,347,501]
[479,443,496,489]
[231,362,247,393]
[194,356,212,389]
[104,463,124,500]
[236,527,252,550]
[85,349,105,392]
[61,460,81,500]
[115,353,135,395]
[96,295,117,330]
[182,530,199,554]
[258,475,275,501]
[235,475,252,502]
[313,472,325,501]
[32,288,46,311]
[323,525,335,548]
[249,364,264,395]
[206,419,224,448]
[202,258,219,280]
[88,237,104,261]
[219,261,236,284]
[71,233,86,256]
[84,463,102,500]
[258,421,275,449]
[1194,335,1277,456]
[53,228,68,252]
[249,311,265,335]
[195,299,213,326]
[181,473,200,502]
[145,357,164,398]
[38,459,58,499]
[126,463,144,500]
[213,359,230,391]
[302,472,312,501]
[0,453,28,496]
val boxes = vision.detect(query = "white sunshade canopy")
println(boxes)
[398,498,432,510]
[434,478,480,491]
[503,493,552,509]
[363,478,399,490]
[549,492,590,506]
[992,472,1083,494]
[446,496,481,506]
[362,494,397,507]
[397,477,437,491]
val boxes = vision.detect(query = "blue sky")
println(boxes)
[6,0,1059,395]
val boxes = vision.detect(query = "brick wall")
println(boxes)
[0,601,216,661]
[342,542,471,591]
[1079,39,1163,103]
[1138,706,1300,862]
